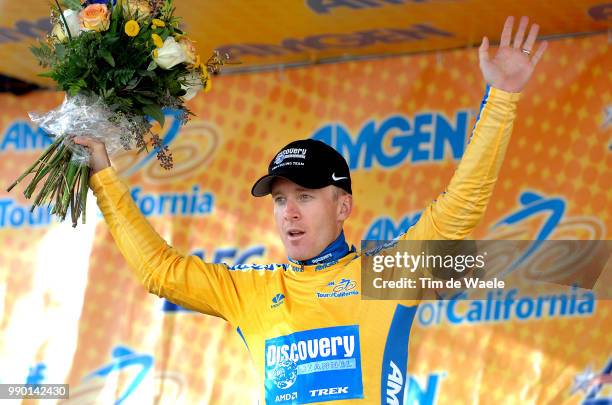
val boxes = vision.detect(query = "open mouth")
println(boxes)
[287,229,305,239]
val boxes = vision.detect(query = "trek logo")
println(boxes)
[271,293,286,308]
[316,278,359,299]
[265,325,363,404]
[310,386,349,397]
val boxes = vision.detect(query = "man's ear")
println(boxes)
[337,194,353,221]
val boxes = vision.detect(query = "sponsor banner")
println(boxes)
[0,34,609,403]
[265,325,363,404]
[0,0,609,85]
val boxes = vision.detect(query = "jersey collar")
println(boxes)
[288,230,355,267]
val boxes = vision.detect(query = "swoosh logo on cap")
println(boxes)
[332,173,348,181]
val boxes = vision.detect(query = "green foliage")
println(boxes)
[142,104,165,127]
[11,0,223,228]
[31,41,56,68]
[61,0,81,11]
[30,1,202,128]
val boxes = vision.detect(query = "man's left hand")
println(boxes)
[479,16,548,93]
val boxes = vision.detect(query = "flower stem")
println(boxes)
[6,137,60,193]
[79,165,90,224]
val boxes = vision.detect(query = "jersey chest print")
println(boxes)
[264,325,363,404]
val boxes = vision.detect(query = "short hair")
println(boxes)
[332,186,349,201]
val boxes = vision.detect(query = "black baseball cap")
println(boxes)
[251,139,352,197]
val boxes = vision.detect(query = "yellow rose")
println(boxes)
[179,38,197,65]
[151,18,166,27]
[193,54,201,69]
[80,4,110,32]
[124,20,140,37]
[201,70,212,93]
[204,76,212,93]
[51,23,67,42]
[151,33,164,48]
[122,0,150,20]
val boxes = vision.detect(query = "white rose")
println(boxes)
[154,37,187,70]
[181,71,203,100]
[63,9,81,37]
[52,9,81,41]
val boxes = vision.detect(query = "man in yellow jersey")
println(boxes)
[76,16,547,405]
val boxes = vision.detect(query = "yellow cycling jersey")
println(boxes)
[91,86,520,404]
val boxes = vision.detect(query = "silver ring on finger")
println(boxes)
[521,48,531,56]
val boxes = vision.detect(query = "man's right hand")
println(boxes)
[73,136,111,175]
[478,16,548,93]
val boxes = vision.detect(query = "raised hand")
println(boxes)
[479,16,548,93]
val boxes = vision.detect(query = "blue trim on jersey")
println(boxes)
[468,85,491,144]
[289,230,355,266]
[236,326,250,352]
[380,304,418,404]
[226,263,288,271]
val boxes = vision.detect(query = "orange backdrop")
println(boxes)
[0,33,610,404]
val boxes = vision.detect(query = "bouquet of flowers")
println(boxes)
[7,0,229,227]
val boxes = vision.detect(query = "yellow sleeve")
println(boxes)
[90,167,254,323]
[404,86,521,240]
